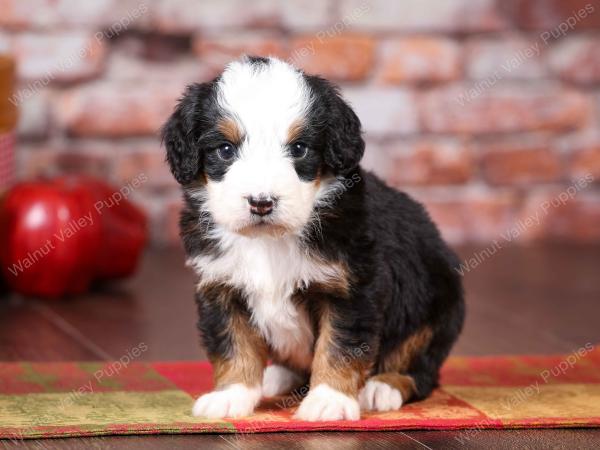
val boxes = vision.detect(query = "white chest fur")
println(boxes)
[188,230,344,369]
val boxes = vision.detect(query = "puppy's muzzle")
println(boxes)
[247,194,277,216]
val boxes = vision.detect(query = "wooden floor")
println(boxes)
[1,244,599,449]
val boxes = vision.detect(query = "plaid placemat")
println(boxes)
[1,347,599,439]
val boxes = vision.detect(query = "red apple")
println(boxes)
[0,176,147,298]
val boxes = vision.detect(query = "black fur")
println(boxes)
[288,141,322,182]
[312,169,465,398]
[304,75,365,176]
[162,81,221,185]
[162,57,464,406]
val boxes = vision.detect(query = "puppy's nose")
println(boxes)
[247,194,275,216]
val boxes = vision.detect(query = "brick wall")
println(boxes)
[2,0,600,246]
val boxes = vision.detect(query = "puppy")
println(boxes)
[162,56,464,421]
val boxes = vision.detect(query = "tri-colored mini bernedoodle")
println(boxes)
[162,56,465,421]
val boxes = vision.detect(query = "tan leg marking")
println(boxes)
[380,326,433,374]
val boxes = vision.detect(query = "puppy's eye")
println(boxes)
[290,142,309,159]
[216,143,237,161]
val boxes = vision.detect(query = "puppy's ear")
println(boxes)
[306,76,365,175]
[162,82,215,185]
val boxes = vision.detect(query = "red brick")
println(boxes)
[376,37,461,84]
[549,36,600,85]
[9,32,106,83]
[151,0,279,32]
[466,37,547,80]
[568,141,600,181]
[0,0,149,30]
[102,1,151,31]
[114,146,176,190]
[338,0,507,32]
[413,189,517,243]
[279,0,333,31]
[55,81,183,137]
[500,0,600,30]
[517,190,600,242]
[17,145,116,180]
[343,87,418,136]
[361,140,392,181]
[193,33,288,73]
[479,139,563,185]
[0,0,109,29]
[151,0,332,33]
[105,46,208,83]
[421,84,590,135]
[290,34,375,82]
[387,139,473,186]
[151,0,272,34]
[18,140,173,189]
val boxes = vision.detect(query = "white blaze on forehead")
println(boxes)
[202,57,334,236]
[217,58,312,146]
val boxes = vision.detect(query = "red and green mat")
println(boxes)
[1,347,600,439]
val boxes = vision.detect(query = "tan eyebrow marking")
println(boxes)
[217,117,244,144]
[286,119,304,144]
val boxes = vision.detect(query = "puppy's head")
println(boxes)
[162,56,364,237]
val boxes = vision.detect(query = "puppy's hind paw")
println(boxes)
[262,365,304,397]
[192,383,261,419]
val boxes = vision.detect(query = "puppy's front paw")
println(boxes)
[359,379,403,412]
[192,383,261,418]
[262,365,304,397]
[294,384,360,421]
